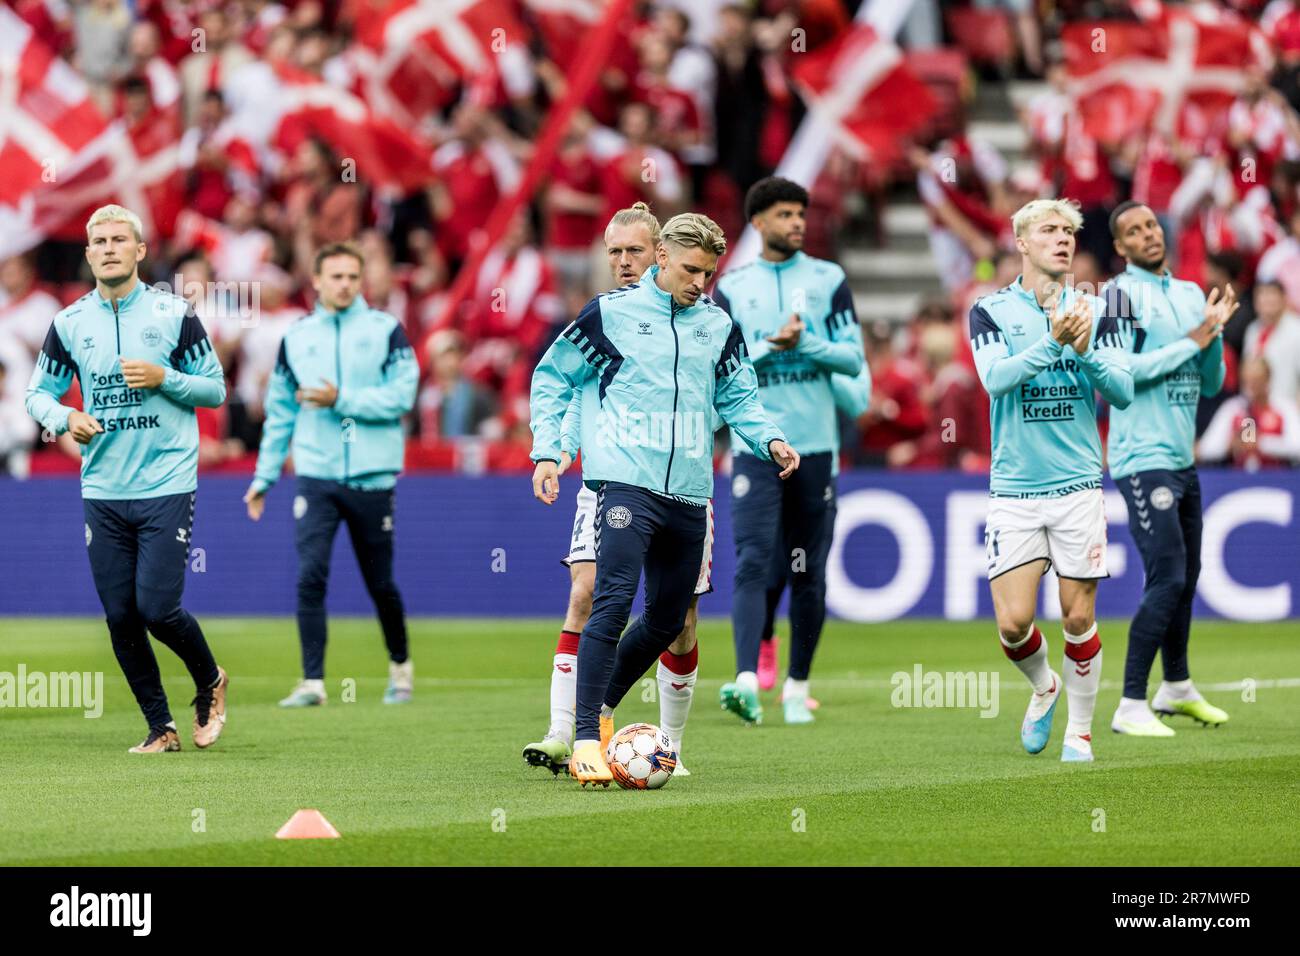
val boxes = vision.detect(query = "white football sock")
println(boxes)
[656,660,696,755]
[1116,696,1156,721]
[1063,623,1102,738]
[1158,678,1200,702]
[1000,625,1053,693]
[736,670,759,695]
[783,677,809,702]
[389,659,413,691]
[548,652,577,742]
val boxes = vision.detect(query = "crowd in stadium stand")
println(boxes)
[2,0,1300,480]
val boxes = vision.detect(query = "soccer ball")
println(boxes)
[606,722,676,790]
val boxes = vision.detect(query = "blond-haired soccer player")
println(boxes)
[523,203,716,776]
[26,205,229,753]
[530,212,799,785]
[968,198,1133,762]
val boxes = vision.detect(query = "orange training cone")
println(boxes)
[275,809,341,839]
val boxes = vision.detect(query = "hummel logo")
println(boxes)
[556,664,572,673]
[82,336,96,350]
[638,322,652,335]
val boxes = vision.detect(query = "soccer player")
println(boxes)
[713,177,864,726]
[244,242,419,707]
[25,204,229,753]
[522,203,716,776]
[530,213,799,786]
[755,366,872,701]
[969,198,1134,762]
[1104,200,1236,735]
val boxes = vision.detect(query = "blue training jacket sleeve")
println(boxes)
[794,279,864,375]
[832,364,872,418]
[713,319,785,460]
[559,391,582,457]
[530,298,604,464]
[1105,285,1200,385]
[25,321,78,434]
[1076,296,1134,408]
[969,303,1065,399]
[1199,335,1226,397]
[251,336,301,493]
[160,309,227,408]
[333,324,418,422]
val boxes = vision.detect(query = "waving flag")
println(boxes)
[350,0,535,127]
[790,24,938,166]
[1062,2,1273,146]
[0,5,109,240]
[269,64,436,194]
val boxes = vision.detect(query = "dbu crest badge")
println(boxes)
[605,506,632,529]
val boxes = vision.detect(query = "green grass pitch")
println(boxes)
[1,617,1298,866]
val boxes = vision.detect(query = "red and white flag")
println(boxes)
[790,25,938,166]
[0,4,110,251]
[1062,1,1273,146]
[2,114,187,258]
[350,0,535,127]
[0,5,185,257]
[267,63,436,194]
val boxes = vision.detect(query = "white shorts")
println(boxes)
[562,484,714,595]
[984,488,1108,581]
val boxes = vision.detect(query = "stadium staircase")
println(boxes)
[846,78,1047,325]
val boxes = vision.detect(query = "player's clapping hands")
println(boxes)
[1189,284,1239,349]
[766,314,804,351]
[1049,299,1093,350]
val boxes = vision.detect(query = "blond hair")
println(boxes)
[660,212,726,256]
[606,201,661,245]
[1012,198,1083,238]
[86,204,144,243]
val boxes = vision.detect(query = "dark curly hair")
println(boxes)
[743,177,809,221]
